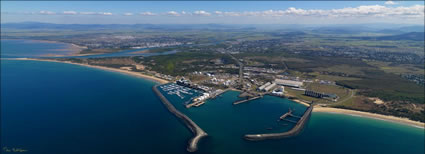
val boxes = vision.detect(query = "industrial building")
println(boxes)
[304,90,339,102]
[271,86,285,96]
[257,82,271,91]
[274,79,303,88]
[193,93,210,102]
[263,83,277,92]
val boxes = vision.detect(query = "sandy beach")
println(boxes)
[313,106,425,128]
[11,58,169,84]
[291,99,311,107]
[129,49,150,54]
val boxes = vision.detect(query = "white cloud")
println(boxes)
[63,11,77,15]
[166,11,180,16]
[385,1,397,5]
[12,4,425,21]
[98,12,113,16]
[79,12,97,15]
[78,12,113,15]
[140,12,156,16]
[214,11,223,15]
[193,10,211,16]
[210,5,424,18]
[39,10,55,15]
[222,12,241,17]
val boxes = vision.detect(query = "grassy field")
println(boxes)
[365,60,424,75]
[285,82,352,104]
[142,52,233,76]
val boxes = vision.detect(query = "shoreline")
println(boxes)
[313,106,425,129]
[7,58,169,84]
[290,99,311,107]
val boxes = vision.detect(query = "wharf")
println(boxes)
[279,109,301,121]
[233,96,262,105]
[186,101,205,108]
[279,109,293,120]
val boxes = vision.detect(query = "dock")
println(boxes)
[233,96,262,105]
[153,85,207,152]
[282,119,298,124]
[210,89,228,99]
[279,109,293,120]
[279,108,301,121]
[186,101,205,108]
[244,105,313,141]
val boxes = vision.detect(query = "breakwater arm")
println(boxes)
[244,106,313,141]
[152,85,207,152]
[233,96,262,105]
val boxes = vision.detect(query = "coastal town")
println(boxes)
[2,1,425,154]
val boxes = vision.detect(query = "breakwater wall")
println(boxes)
[233,96,263,105]
[152,85,207,152]
[244,105,313,141]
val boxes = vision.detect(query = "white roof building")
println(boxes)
[264,83,277,92]
[258,82,271,91]
[274,79,303,88]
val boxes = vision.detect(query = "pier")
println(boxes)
[186,101,205,108]
[279,108,301,121]
[153,85,207,152]
[233,96,263,105]
[244,105,313,141]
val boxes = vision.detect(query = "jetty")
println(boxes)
[233,96,262,105]
[152,85,207,152]
[186,101,205,108]
[244,105,313,141]
[279,108,301,121]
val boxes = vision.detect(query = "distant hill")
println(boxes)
[398,26,425,33]
[376,32,425,41]
[311,24,424,34]
[1,22,246,31]
[310,25,376,34]
[353,32,425,41]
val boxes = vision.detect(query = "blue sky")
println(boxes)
[1,1,424,24]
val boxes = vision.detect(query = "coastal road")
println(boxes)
[338,89,355,104]
[227,53,243,84]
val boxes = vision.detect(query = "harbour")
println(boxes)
[244,105,313,141]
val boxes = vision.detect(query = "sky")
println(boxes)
[1,1,424,25]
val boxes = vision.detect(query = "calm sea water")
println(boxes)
[1,41,424,154]
[1,40,75,58]
[0,39,178,58]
